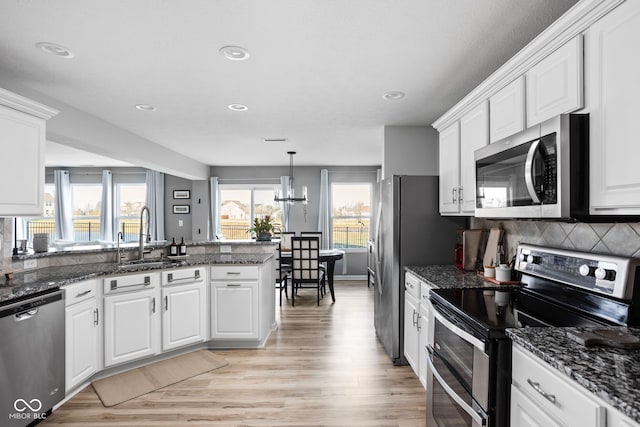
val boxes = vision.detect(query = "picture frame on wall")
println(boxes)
[173,205,190,214]
[173,190,190,199]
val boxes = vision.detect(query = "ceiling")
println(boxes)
[0,0,578,172]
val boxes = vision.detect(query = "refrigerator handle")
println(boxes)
[374,200,384,296]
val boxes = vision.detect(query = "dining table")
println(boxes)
[281,248,345,302]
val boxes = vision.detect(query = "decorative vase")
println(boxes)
[256,232,272,241]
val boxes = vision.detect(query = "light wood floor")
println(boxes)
[44,281,426,426]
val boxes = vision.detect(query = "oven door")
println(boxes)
[427,309,489,427]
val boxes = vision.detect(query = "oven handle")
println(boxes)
[524,139,542,204]
[432,308,486,352]
[427,349,487,426]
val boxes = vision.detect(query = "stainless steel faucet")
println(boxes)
[139,206,151,260]
[117,231,124,263]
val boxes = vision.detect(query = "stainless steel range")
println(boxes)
[427,243,640,427]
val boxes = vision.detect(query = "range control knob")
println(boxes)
[519,253,526,262]
[579,264,595,277]
[595,268,616,281]
[526,254,539,264]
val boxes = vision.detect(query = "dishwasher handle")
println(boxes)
[15,309,38,321]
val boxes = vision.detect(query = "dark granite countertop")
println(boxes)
[508,327,640,423]
[404,264,518,289]
[0,253,273,306]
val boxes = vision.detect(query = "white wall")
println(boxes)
[383,126,439,179]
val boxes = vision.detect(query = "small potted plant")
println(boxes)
[247,215,277,241]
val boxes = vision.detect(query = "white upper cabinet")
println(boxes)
[459,101,489,213]
[0,89,57,216]
[526,36,583,126]
[586,0,640,215]
[438,122,461,214]
[489,76,525,143]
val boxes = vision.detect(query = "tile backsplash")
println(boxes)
[472,218,640,261]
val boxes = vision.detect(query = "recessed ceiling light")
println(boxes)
[228,103,249,112]
[219,46,250,61]
[135,104,157,112]
[382,91,406,101]
[35,42,75,59]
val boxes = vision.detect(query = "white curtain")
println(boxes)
[145,170,165,241]
[54,170,74,241]
[317,169,330,249]
[209,176,220,239]
[280,175,290,231]
[99,170,115,242]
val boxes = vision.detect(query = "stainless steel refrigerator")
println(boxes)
[373,175,465,365]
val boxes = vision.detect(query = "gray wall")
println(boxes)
[383,126,439,178]
[164,175,193,242]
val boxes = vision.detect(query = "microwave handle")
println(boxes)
[524,139,542,204]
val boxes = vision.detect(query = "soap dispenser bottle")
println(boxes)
[169,238,178,256]
[179,237,187,256]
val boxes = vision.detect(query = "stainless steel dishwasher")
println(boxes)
[0,289,65,426]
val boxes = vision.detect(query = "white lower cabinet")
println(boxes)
[162,282,206,351]
[161,267,207,351]
[404,272,434,389]
[511,345,606,427]
[64,279,100,392]
[103,273,161,367]
[210,281,259,339]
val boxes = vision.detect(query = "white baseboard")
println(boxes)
[335,275,367,281]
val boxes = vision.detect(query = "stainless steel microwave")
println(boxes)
[474,114,588,219]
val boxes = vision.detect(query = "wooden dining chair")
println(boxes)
[290,236,325,306]
[299,231,326,292]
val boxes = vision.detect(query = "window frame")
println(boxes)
[217,183,284,238]
[329,181,372,251]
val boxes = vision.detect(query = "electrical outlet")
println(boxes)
[178,220,183,227]
[221,245,232,253]
[24,259,37,269]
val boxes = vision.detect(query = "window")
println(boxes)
[219,185,283,239]
[71,184,102,241]
[27,184,56,242]
[331,183,371,249]
[116,183,146,242]
[26,170,147,244]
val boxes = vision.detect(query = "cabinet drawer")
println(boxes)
[162,267,205,286]
[405,272,421,300]
[210,265,258,281]
[512,346,605,427]
[64,279,98,306]
[103,272,160,294]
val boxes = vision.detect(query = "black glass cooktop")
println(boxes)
[430,283,621,340]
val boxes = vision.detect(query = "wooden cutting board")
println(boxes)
[483,228,503,267]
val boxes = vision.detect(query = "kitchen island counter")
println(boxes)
[0,253,273,305]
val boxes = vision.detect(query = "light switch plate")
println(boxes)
[178,220,183,227]
[24,259,37,269]
[220,245,232,253]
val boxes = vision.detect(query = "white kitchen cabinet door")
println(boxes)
[162,282,206,351]
[438,122,461,214]
[65,298,99,392]
[403,291,420,375]
[587,0,640,215]
[211,281,259,340]
[459,101,489,214]
[418,301,430,389]
[0,104,46,216]
[526,36,583,127]
[490,76,525,143]
[104,287,160,367]
[511,386,562,427]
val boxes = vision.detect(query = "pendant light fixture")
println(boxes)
[274,151,308,205]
